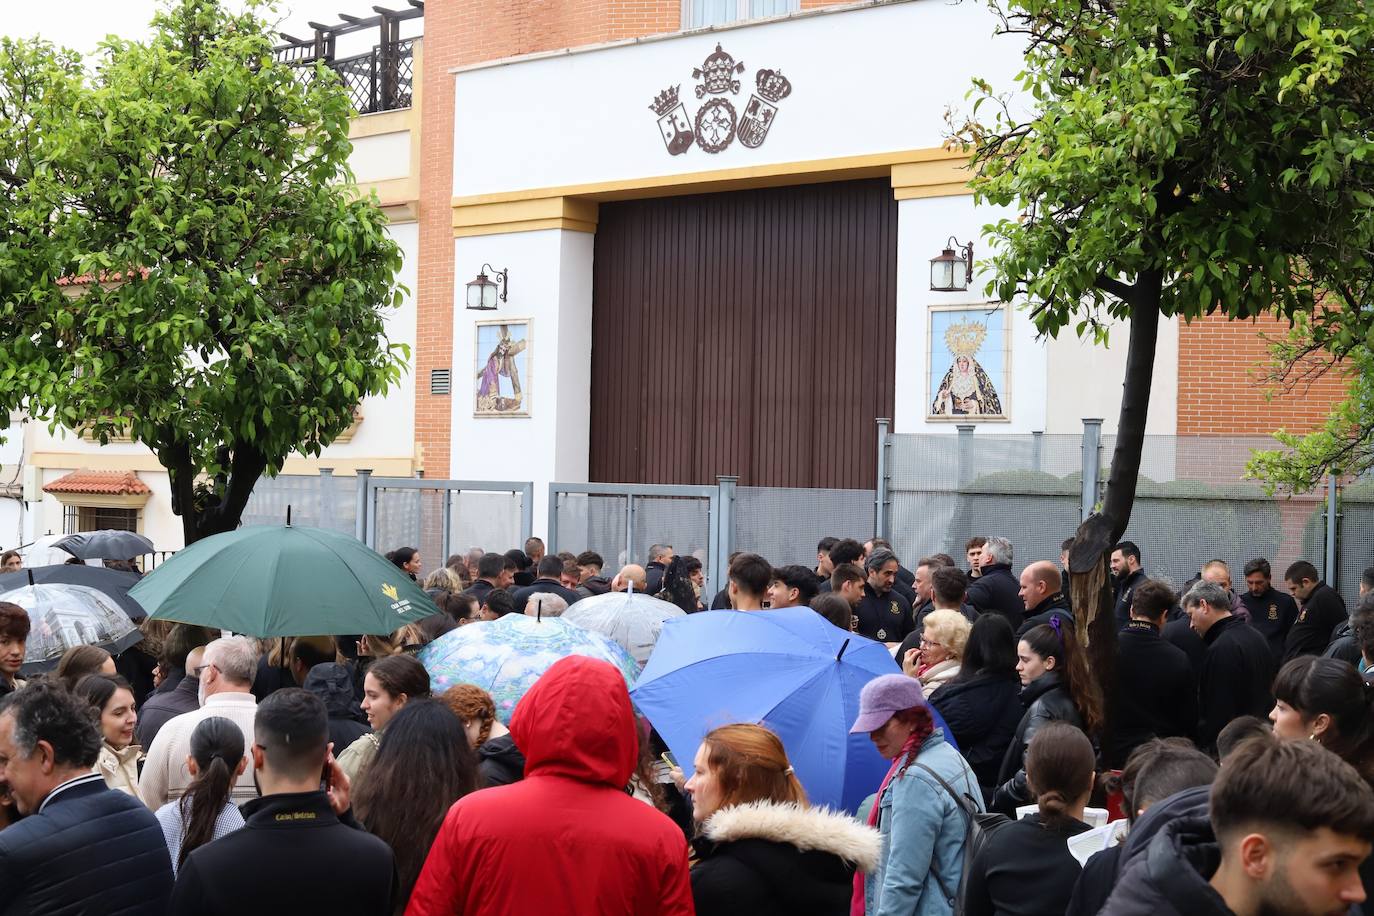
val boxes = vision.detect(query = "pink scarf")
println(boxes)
[850,731,923,916]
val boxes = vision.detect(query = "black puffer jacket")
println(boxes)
[478,733,527,787]
[928,669,1023,789]
[690,801,881,916]
[991,672,1083,813]
[1099,787,1232,916]
[0,773,173,915]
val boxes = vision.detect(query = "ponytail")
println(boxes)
[177,717,244,868]
[1022,622,1102,735]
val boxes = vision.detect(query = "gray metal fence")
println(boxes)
[884,427,1335,600]
[365,476,533,582]
[242,470,357,534]
[734,485,876,569]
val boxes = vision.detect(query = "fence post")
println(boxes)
[956,425,975,488]
[1031,431,1043,474]
[875,418,891,542]
[1081,419,1103,522]
[546,483,560,554]
[519,483,534,544]
[1325,473,1339,585]
[625,494,636,568]
[441,488,453,566]
[319,468,335,531]
[713,476,738,600]
[356,469,373,546]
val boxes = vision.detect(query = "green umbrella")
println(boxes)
[129,524,439,636]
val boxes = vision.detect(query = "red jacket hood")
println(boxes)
[509,655,636,788]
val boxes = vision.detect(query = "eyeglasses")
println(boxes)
[919,638,944,649]
[190,663,218,678]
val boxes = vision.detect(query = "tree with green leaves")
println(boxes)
[958,0,1374,689]
[0,0,407,544]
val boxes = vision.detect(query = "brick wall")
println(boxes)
[1176,312,1349,436]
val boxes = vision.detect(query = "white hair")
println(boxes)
[981,536,1013,566]
[204,635,259,686]
[525,593,568,619]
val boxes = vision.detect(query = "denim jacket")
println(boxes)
[865,730,983,916]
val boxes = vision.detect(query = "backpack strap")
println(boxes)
[912,762,977,909]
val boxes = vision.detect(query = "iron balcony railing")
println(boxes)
[274,37,416,115]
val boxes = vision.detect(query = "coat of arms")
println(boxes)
[646,45,794,156]
[649,85,693,156]
[739,68,791,149]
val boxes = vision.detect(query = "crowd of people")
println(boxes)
[0,529,1371,915]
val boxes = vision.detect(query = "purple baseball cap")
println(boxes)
[849,674,928,734]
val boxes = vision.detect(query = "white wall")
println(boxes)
[1045,315,1179,435]
[349,131,413,184]
[450,229,594,532]
[451,0,1024,196]
[894,194,1047,434]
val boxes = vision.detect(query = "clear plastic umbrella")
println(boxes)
[562,591,686,666]
[418,614,638,724]
[1,583,144,675]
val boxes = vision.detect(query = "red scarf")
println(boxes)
[850,730,923,916]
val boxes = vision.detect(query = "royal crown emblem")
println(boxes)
[648,46,794,155]
[755,68,792,103]
[381,582,399,601]
[693,44,745,98]
[944,320,989,359]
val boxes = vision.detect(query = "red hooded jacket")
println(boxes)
[405,656,695,915]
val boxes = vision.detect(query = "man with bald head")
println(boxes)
[1016,560,1073,637]
[611,564,648,593]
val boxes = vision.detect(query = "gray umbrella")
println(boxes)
[53,530,155,561]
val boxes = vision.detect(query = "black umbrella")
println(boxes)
[0,565,146,622]
[53,530,155,561]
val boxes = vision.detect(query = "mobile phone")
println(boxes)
[660,751,678,769]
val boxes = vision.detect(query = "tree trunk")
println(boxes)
[162,441,268,544]
[1068,279,1161,738]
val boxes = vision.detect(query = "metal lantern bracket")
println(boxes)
[466,263,509,310]
[481,264,509,303]
[930,237,975,292]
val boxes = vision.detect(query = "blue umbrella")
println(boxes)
[631,607,909,812]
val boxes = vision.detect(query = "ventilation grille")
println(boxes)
[430,368,451,396]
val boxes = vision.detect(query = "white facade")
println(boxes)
[447,0,1181,516]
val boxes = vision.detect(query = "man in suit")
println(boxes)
[0,681,172,914]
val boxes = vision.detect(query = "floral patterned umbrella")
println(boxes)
[417,613,638,723]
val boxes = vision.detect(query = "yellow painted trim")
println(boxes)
[454,217,597,238]
[49,491,150,510]
[451,147,969,209]
[347,40,423,221]
[894,183,973,200]
[29,452,417,477]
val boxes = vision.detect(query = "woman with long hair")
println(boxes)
[153,716,246,875]
[55,645,115,690]
[685,723,880,916]
[73,674,143,801]
[991,620,1100,814]
[965,722,1097,916]
[337,653,431,782]
[353,699,479,914]
[852,673,982,916]
[440,683,525,787]
[929,613,1025,790]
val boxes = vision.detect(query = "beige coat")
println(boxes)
[97,741,145,803]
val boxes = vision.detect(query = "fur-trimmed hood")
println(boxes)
[701,800,881,873]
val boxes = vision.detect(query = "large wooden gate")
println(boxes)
[590,178,898,489]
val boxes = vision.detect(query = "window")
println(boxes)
[64,506,140,535]
[683,0,799,29]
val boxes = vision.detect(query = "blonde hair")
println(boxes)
[424,567,466,593]
[922,609,972,660]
